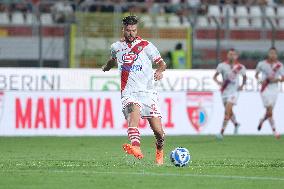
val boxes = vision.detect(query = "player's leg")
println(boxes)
[231,110,240,134]
[230,111,239,126]
[258,91,277,133]
[122,103,144,159]
[141,92,164,164]
[220,101,233,137]
[147,117,165,165]
[266,106,280,139]
[258,107,269,131]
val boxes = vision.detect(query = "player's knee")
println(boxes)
[266,111,272,118]
[224,115,231,121]
[122,103,135,119]
[155,131,165,140]
[224,112,231,121]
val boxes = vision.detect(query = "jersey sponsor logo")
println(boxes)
[122,52,138,64]
[186,91,213,132]
[120,64,143,72]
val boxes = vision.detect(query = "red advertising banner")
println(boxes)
[0,91,283,136]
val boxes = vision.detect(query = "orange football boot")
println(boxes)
[122,143,144,159]
[155,149,164,165]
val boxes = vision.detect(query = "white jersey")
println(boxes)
[216,62,246,97]
[256,60,284,92]
[110,37,162,96]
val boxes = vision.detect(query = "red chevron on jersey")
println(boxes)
[260,62,282,92]
[121,40,149,91]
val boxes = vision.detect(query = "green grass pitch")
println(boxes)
[0,136,283,189]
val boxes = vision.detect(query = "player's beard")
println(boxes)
[126,35,135,43]
[268,57,277,63]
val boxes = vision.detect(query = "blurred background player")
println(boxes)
[102,15,167,165]
[213,48,247,139]
[255,47,284,139]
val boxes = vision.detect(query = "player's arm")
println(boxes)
[255,71,260,80]
[102,58,116,72]
[238,74,247,91]
[270,76,284,83]
[145,42,166,81]
[280,76,284,82]
[154,59,167,81]
[255,62,262,83]
[213,72,222,86]
[102,44,117,72]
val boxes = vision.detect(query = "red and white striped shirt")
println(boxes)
[110,37,163,96]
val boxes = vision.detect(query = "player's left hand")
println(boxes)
[269,78,280,83]
[238,86,244,91]
[154,70,163,81]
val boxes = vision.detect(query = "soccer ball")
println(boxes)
[170,147,191,167]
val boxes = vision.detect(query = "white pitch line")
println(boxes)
[1,169,284,182]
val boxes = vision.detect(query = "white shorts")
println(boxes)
[121,91,162,119]
[222,93,239,105]
[261,89,278,107]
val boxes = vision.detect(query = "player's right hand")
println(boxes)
[216,81,223,86]
[102,65,107,72]
[154,70,163,81]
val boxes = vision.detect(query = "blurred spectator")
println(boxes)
[187,0,201,8]
[146,0,166,14]
[101,0,114,12]
[168,43,188,69]
[256,0,278,5]
[0,2,7,12]
[51,0,74,23]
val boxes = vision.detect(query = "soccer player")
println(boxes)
[102,15,167,165]
[213,49,247,139]
[255,47,284,139]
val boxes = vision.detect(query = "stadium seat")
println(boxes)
[208,5,221,17]
[140,15,153,28]
[26,13,37,24]
[196,16,209,27]
[156,15,168,28]
[223,5,234,17]
[277,6,284,17]
[168,15,181,27]
[278,18,284,28]
[0,13,10,24]
[250,6,262,28]
[265,6,275,17]
[40,13,53,25]
[266,18,278,28]
[235,6,248,17]
[11,12,25,24]
[179,16,190,27]
[251,18,262,27]
[181,20,190,28]
[250,6,262,17]
[237,17,250,27]
[228,18,237,29]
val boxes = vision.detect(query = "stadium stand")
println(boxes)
[0,0,284,68]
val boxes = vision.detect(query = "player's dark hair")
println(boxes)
[269,47,277,51]
[176,43,183,50]
[228,48,235,52]
[122,15,138,26]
